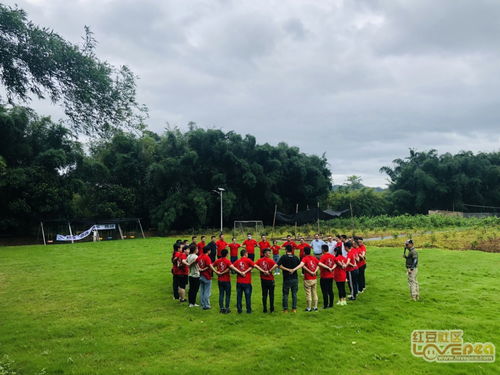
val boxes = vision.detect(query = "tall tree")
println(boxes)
[0,4,147,136]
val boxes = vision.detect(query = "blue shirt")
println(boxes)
[310,239,326,255]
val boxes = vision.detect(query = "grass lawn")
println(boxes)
[0,238,498,374]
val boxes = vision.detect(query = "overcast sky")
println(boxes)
[5,0,500,186]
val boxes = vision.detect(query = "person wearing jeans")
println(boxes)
[232,249,255,313]
[278,245,300,313]
[212,249,232,313]
[184,245,200,307]
[197,247,213,310]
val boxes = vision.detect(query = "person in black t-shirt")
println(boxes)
[277,245,301,313]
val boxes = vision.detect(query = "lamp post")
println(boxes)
[212,187,225,233]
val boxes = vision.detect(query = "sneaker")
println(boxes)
[263,309,268,313]
[237,310,242,314]
[189,304,194,308]
[283,309,288,313]
[341,301,347,306]
[336,301,341,305]
[305,308,311,312]
[225,308,231,314]
[179,299,186,303]
[220,308,225,313]
[349,297,356,301]
[291,309,297,313]
[202,306,211,310]
[193,304,199,307]
[312,307,318,311]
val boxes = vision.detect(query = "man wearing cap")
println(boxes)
[404,240,419,301]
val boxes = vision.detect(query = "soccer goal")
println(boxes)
[233,220,264,237]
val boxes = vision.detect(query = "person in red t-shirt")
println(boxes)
[318,244,336,308]
[215,234,228,258]
[254,248,277,313]
[345,241,359,300]
[171,242,182,300]
[355,237,367,293]
[258,235,271,258]
[174,245,190,303]
[281,235,298,256]
[197,236,206,255]
[211,249,232,313]
[242,233,258,261]
[296,237,311,259]
[228,237,241,264]
[231,249,255,313]
[294,247,319,311]
[197,247,213,310]
[333,247,348,305]
[271,240,281,275]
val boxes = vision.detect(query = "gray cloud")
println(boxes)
[4,0,500,186]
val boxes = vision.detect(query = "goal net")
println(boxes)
[233,220,264,237]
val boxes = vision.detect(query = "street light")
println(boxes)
[212,187,225,233]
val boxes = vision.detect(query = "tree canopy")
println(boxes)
[0,4,147,136]
[380,149,500,214]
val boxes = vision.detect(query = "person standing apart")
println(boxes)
[242,234,258,261]
[198,248,213,310]
[254,249,277,313]
[311,234,326,259]
[278,245,301,313]
[232,249,255,313]
[212,249,232,313]
[404,240,419,301]
[294,247,319,312]
[318,244,335,309]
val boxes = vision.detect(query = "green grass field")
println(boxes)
[0,238,498,374]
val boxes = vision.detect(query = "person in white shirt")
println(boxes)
[326,235,336,254]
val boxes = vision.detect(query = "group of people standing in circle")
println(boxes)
[170,233,367,314]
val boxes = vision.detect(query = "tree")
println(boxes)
[0,4,147,137]
[380,149,500,214]
[0,105,83,233]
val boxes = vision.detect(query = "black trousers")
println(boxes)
[261,279,275,312]
[320,278,334,308]
[336,281,346,299]
[348,269,359,298]
[172,271,179,299]
[218,281,231,309]
[188,276,200,304]
[358,264,366,291]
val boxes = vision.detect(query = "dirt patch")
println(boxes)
[476,238,500,253]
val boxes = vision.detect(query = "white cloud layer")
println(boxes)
[4,0,500,186]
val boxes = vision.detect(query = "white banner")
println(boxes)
[56,224,116,241]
